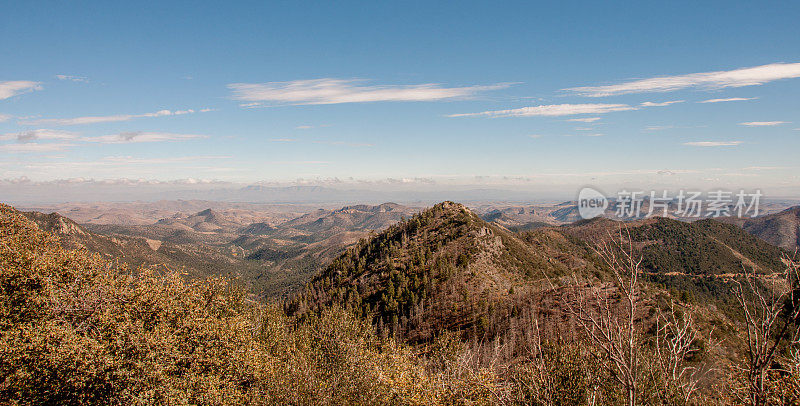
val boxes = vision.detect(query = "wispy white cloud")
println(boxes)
[742,166,787,171]
[268,160,330,165]
[0,81,42,100]
[228,78,510,106]
[527,134,544,139]
[739,121,789,126]
[84,132,208,143]
[640,100,684,107]
[565,62,800,97]
[21,108,204,126]
[0,114,11,122]
[683,141,743,147]
[15,156,232,171]
[1,129,204,151]
[295,124,330,130]
[0,129,78,142]
[312,140,373,147]
[270,138,296,142]
[101,155,231,164]
[698,97,758,103]
[0,176,234,186]
[0,142,75,153]
[55,75,88,83]
[560,133,604,137]
[448,103,636,118]
[566,117,602,122]
[644,125,673,131]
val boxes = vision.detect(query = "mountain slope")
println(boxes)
[55,203,421,298]
[719,206,800,251]
[289,202,599,342]
[20,210,260,282]
[292,203,790,349]
[155,208,244,233]
[276,202,417,234]
[556,216,787,275]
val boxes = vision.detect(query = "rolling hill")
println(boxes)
[27,202,422,298]
[557,216,787,275]
[719,205,800,251]
[20,209,262,282]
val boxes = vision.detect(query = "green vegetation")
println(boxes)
[3,202,800,405]
[625,217,786,276]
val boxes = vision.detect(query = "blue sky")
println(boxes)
[1,0,800,198]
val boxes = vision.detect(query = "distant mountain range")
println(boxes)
[19,210,264,283]
[16,199,800,303]
[21,203,421,298]
[3,182,576,204]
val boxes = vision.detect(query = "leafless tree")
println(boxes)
[565,228,642,406]
[522,304,557,406]
[734,254,800,406]
[654,302,711,404]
